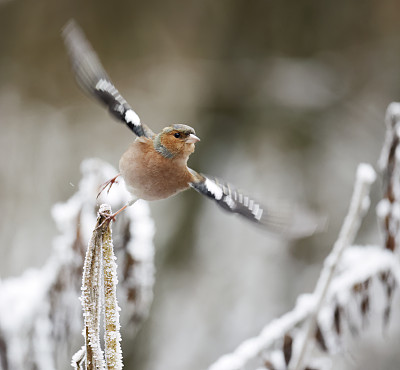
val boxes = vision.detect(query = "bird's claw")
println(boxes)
[96,211,117,230]
[96,174,120,199]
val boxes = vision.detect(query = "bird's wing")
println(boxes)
[62,20,154,139]
[188,169,321,238]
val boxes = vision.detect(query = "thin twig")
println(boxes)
[208,164,376,370]
[208,294,316,370]
[292,163,376,370]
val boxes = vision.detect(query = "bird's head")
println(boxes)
[154,124,200,160]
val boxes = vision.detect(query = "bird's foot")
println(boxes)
[95,204,128,230]
[96,212,116,230]
[97,174,121,199]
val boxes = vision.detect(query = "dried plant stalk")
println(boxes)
[76,204,123,369]
[0,159,154,370]
[81,206,107,369]
[101,207,123,369]
[292,163,376,370]
[378,102,400,252]
[208,164,377,370]
[208,104,400,370]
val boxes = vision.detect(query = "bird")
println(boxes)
[62,20,320,237]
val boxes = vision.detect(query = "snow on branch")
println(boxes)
[292,163,376,370]
[101,206,123,370]
[74,204,123,369]
[0,158,155,370]
[80,206,107,370]
[208,103,400,370]
[377,102,400,252]
[208,163,377,370]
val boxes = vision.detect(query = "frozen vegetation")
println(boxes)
[0,159,155,369]
[1,104,400,369]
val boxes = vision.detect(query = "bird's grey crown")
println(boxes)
[164,124,196,135]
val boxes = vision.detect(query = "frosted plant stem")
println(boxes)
[78,204,123,369]
[377,102,400,252]
[79,206,112,369]
[208,295,316,370]
[292,163,376,370]
[101,206,123,369]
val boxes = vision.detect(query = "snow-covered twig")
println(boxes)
[208,294,316,370]
[208,245,400,370]
[0,159,155,370]
[81,207,106,369]
[76,204,123,369]
[292,163,376,370]
[101,206,123,370]
[208,163,377,370]
[208,103,400,370]
[377,102,400,252]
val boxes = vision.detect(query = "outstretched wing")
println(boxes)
[189,169,321,238]
[62,20,154,138]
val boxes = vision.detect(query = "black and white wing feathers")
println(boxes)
[189,170,321,238]
[62,20,154,138]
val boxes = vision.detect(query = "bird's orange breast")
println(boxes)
[119,138,192,201]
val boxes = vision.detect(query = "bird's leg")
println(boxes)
[97,174,121,199]
[96,198,138,229]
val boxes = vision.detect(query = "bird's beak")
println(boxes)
[186,134,201,143]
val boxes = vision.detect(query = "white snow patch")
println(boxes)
[376,199,391,219]
[208,293,316,370]
[356,163,376,184]
[392,202,400,221]
[387,102,400,120]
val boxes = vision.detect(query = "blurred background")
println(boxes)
[1,0,400,369]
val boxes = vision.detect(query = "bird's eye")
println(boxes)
[174,132,181,138]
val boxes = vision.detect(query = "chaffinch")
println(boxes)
[63,20,319,237]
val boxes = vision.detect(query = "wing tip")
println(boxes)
[260,205,328,239]
[62,18,77,35]
[61,19,85,47]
